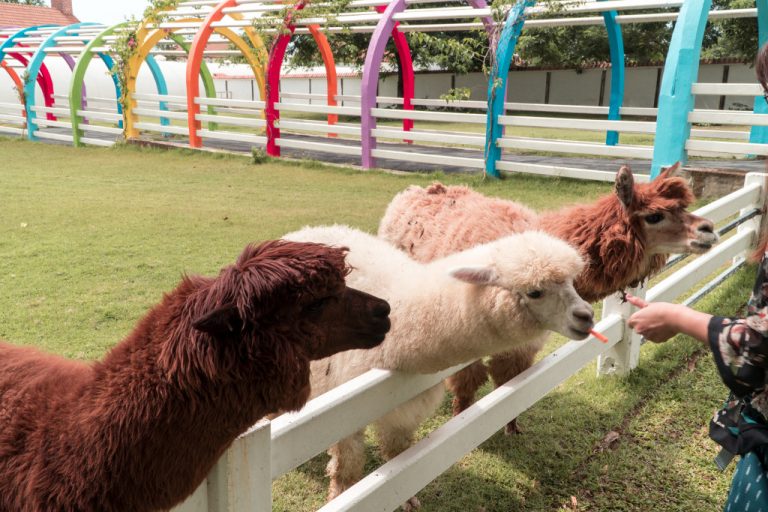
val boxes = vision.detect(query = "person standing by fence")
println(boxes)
[626,44,768,509]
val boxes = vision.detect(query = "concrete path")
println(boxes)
[16,128,768,176]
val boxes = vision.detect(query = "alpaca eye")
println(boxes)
[644,213,664,224]
[526,290,543,299]
[304,297,333,314]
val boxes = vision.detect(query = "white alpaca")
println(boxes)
[284,225,594,507]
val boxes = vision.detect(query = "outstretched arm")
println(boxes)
[626,294,712,344]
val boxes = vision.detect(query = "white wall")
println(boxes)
[623,66,659,107]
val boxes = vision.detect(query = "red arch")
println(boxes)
[0,35,55,120]
[6,51,56,120]
[265,1,345,155]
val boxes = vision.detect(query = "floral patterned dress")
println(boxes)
[709,256,768,510]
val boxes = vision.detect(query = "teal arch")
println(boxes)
[650,0,713,177]
[602,6,624,146]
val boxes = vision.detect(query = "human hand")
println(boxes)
[626,294,682,343]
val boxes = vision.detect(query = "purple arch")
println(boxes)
[360,0,494,168]
[58,52,87,108]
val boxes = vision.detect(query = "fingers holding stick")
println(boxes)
[625,293,648,309]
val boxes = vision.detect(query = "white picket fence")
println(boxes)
[169,172,766,512]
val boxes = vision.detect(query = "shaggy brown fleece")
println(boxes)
[0,240,390,511]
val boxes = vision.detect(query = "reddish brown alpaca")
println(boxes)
[0,241,390,512]
[379,165,717,433]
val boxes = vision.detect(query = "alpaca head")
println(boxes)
[165,240,390,411]
[449,232,595,340]
[613,163,717,255]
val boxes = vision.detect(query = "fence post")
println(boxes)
[207,419,272,512]
[741,173,767,255]
[596,286,644,376]
[172,479,209,512]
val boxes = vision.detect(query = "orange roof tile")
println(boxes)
[0,3,79,29]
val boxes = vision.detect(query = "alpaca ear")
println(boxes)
[615,165,634,210]
[192,303,243,339]
[658,161,683,180]
[450,266,499,286]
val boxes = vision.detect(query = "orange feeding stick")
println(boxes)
[591,329,609,343]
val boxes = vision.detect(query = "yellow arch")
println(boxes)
[124,13,267,138]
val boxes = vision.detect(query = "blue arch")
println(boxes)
[650,0,713,177]
[749,0,768,145]
[94,51,123,128]
[484,0,627,176]
[23,24,171,140]
[24,23,102,140]
[485,0,534,178]
[145,54,170,128]
[0,25,56,62]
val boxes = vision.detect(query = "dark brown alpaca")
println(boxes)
[379,164,717,433]
[0,240,390,512]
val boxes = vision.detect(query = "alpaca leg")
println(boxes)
[326,430,366,501]
[488,345,540,435]
[375,422,421,511]
[444,360,488,416]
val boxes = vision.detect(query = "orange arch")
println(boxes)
[0,61,25,118]
[308,25,338,128]
[187,0,275,147]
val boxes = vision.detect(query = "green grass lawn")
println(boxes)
[0,137,752,511]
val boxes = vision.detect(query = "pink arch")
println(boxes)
[265,0,308,156]
[376,5,414,135]
[361,0,493,168]
[265,3,419,156]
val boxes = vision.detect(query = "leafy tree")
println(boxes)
[246,0,758,74]
[702,0,759,63]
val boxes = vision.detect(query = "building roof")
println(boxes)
[0,3,79,29]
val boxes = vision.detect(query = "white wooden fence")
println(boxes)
[171,172,767,512]
[8,82,762,180]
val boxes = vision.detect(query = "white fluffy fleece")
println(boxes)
[283,224,589,503]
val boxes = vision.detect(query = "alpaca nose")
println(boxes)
[371,300,391,319]
[573,305,594,325]
[697,220,714,234]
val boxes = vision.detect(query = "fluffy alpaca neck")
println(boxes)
[374,248,540,374]
[538,198,652,302]
[49,290,272,510]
